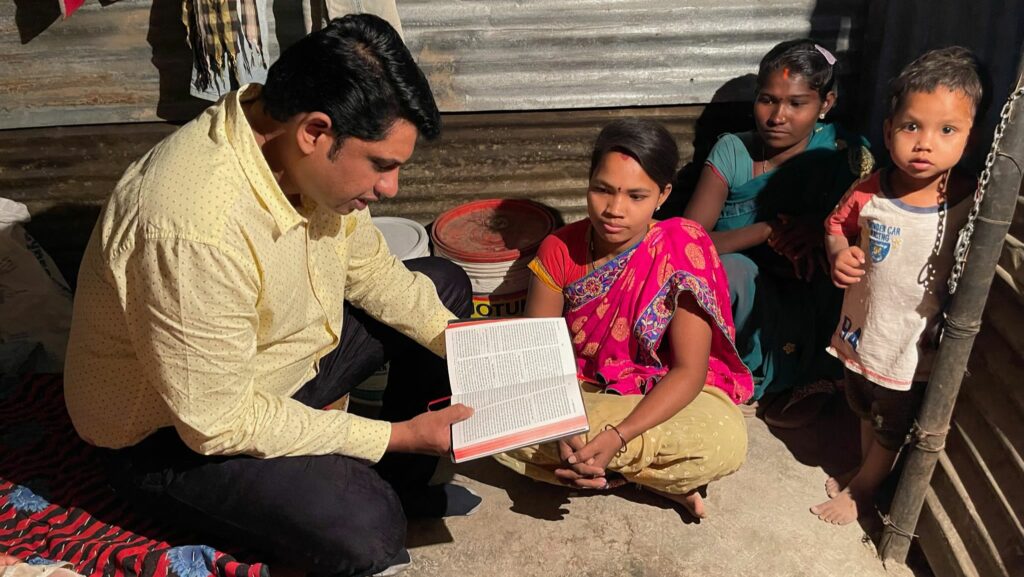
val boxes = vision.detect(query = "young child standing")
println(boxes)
[811,47,983,525]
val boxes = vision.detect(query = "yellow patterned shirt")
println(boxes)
[64,85,452,463]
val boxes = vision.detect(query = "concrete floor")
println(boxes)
[400,397,927,577]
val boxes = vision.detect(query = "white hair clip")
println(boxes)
[814,44,837,66]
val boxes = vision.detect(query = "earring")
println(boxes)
[819,113,826,120]
[656,205,663,211]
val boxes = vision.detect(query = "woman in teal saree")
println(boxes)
[684,39,873,425]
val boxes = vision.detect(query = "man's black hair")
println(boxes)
[262,14,441,156]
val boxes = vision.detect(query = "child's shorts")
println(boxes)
[844,370,926,451]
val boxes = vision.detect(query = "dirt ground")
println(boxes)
[397,395,930,577]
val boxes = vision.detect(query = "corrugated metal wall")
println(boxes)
[3,105,715,286]
[0,0,866,129]
[3,0,859,282]
[399,0,866,111]
[857,3,1024,575]
[1,0,208,130]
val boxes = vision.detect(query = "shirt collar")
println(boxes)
[225,84,305,235]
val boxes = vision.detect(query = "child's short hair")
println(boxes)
[757,39,837,100]
[887,46,983,118]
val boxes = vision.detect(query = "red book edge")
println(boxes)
[452,415,589,463]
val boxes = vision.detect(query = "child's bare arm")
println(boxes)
[826,234,865,288]
[824,181,874,289]
[825,234,850,262]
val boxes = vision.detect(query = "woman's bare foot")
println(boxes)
[825,468,859,498]
[652,488,707,519]
[810,489,861,525]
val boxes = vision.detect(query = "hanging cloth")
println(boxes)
[183,0,270,100]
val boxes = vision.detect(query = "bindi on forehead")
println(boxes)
[616,152,632,162]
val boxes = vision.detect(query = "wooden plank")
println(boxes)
[962,326,1024,453]
[919,487,980,577]
[1,123,177,285]
[929,453,1009,577]
[972,317,1024,416]
[1008,195,1024,240]
[993,266,1023,305]
[0,124,177,207]
[983,275,1024,356]
[946,398,1024,571]
[2,105,707,218]
[996,234,1024,294]
[961,357,1024,501]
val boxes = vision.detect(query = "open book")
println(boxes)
[444,317,589,463]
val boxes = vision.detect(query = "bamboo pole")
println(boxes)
[880,62,1024,565]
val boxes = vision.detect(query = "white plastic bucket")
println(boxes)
[372,216,430,260]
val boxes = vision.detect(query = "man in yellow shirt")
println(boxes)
[64,15,475,577]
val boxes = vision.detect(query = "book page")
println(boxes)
[451,374,585,447]
[446,317,564,355]
[446,318,575,395]
[444,317,588,462]
[452,375,573,421]
[451,345,566,393]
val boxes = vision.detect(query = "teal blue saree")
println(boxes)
[710,123,874,400]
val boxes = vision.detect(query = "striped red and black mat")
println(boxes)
[0,374,269,577]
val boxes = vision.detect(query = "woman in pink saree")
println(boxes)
[495,119,752,517]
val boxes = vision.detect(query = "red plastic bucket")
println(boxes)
[432,199,556,318]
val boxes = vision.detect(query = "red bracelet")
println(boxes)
[603,424,628,455]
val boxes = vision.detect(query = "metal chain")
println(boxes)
[949,83,1024,294]
[917,173,948,293]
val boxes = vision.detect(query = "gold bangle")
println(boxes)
[603,424,628,455]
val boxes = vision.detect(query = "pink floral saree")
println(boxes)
[561,218,752,403]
